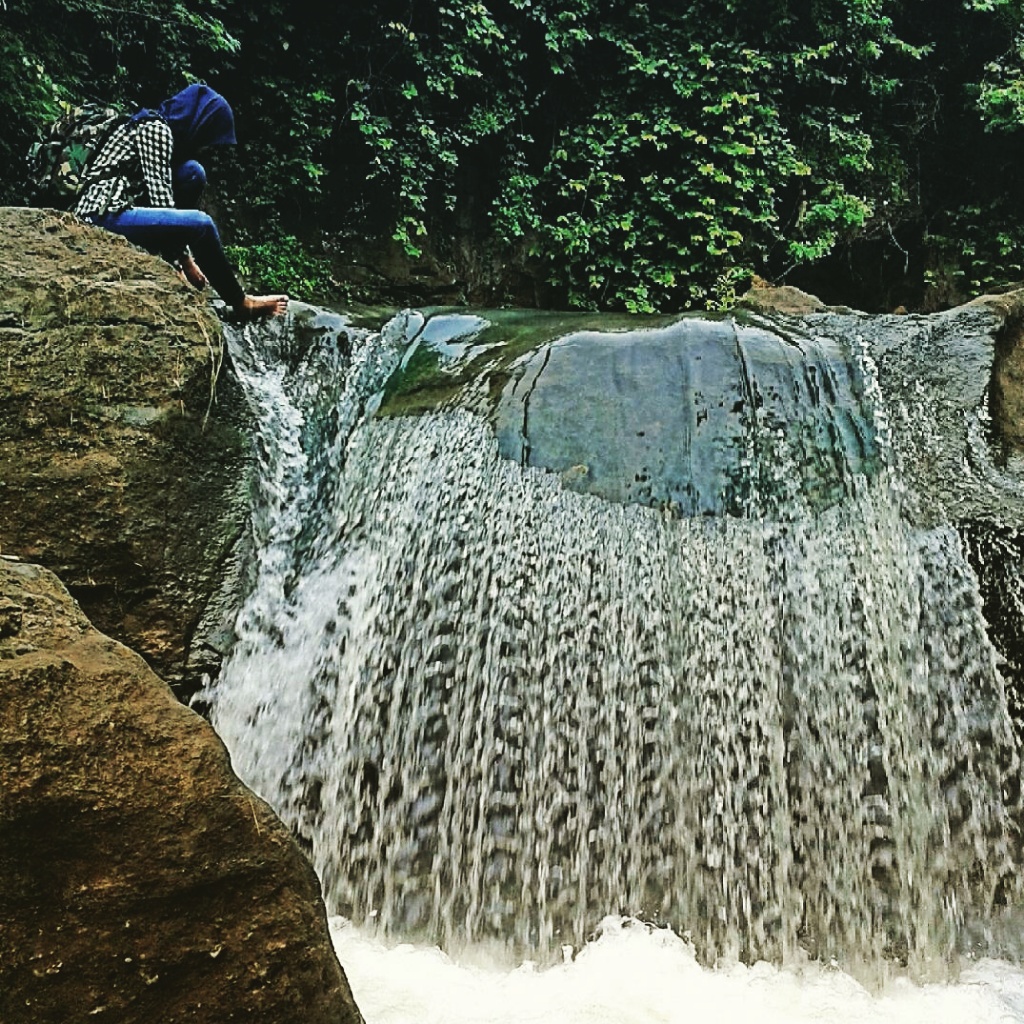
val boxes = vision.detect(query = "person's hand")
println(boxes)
[179,253,208,290]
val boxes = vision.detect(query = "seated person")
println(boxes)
[74,83,288,318]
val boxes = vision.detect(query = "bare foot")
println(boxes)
[238,294,289,319]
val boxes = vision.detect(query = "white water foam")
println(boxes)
[330,915,1024,1024]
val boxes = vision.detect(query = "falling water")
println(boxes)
[205,305,1024,990]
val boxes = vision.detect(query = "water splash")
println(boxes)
[328,916,1024,1024]
[207,308,1023,978]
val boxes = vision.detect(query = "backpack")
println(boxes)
[27,101,129,208]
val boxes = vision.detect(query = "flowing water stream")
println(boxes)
[204,304,1024,1020]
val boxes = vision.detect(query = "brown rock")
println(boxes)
[969,287,1024,447]
[0,207,253,690]
[0,558,364,1024]
[737,276,828,315]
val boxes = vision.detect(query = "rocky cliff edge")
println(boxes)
[0,208,363,1023]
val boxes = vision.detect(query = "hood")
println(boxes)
[157,84,237,156]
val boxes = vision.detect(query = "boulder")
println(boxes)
[0,206,253,692]
[736,276,830,315]
[972,288,1024,447]
[377,307,881,518]
[0,557,363,1024]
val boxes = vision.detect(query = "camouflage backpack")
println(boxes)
[27,101,128,208]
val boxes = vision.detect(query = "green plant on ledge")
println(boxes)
[226,233,333,299]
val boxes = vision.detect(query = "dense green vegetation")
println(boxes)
[3,0,1024,310]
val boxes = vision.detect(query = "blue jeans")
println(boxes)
[92,161,245,309]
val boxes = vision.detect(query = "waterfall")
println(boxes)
[205,305,1023,980]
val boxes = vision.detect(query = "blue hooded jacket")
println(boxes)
[133,84,237,158]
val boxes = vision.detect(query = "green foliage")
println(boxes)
[339,0,925,309]
[0,33,62,202]
[4,0,1024,309]
[977,23,1024,133]
[226,233,333,297]
[0,0,238,200]
[926,200,1024,296]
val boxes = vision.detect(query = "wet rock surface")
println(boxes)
[493,314,879,516]
[0,558,363,1024]
[378,287,1024,520]
[0,206,253,692]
